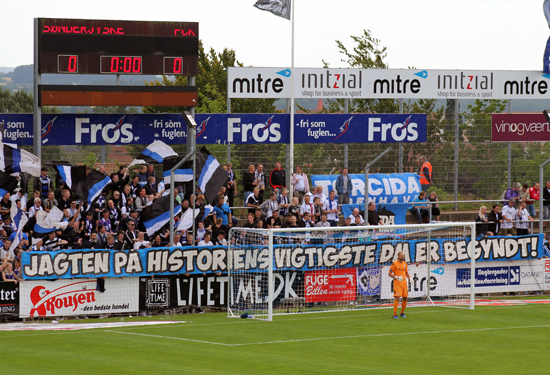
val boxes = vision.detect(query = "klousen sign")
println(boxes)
[19,278,139,318]
[491,113,550,142]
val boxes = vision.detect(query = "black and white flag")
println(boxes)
[196,147,228,204]
[162,156,193,185]
[52,163,87,190]
[253,0,291,20]
[129,140,177,168]
[141,195,181,237]
[0,142,41,177]
[0,170,18,198]
[74,170,111,206]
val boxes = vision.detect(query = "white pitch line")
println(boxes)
[230,324,550,346]
[103,329,234,346]
[104,324,550,347]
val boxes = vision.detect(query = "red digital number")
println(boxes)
[58,55,78,73]
[164,57,183,74]
[110,57,119,72]
[68,56,77,72]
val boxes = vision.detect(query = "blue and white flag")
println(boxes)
[0,142,41,177]
[9,203,28,251]
[74,170,111,206]
[0,170,18,198]
[52,163,87,190]
[253,0,291,20]
[176,204,213,231]
[141,195,182,237]
[163,156,193,185]
[32,206,67,244]
[197,147,228,204]
[129,140,177,168]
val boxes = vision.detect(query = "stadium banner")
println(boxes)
[231,271,304,306]
[22,235,543,279]
[341,203,408,225]
[1,113,426,146]
[357,266,381,296]
[194,113,427,145]
[311,173,421,205]
[380,259,545,299]
[19,278,139,318]
[545,259,550,290]
[0,113,188,146]
[139,275,229,309]
[228,67,550,100]
[304,269,356,303]
[491,113,550,142]
[0,282,19,317]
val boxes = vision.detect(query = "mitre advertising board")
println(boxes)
[228,67,550,100]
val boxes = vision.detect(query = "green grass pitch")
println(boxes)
[7,303,550,374]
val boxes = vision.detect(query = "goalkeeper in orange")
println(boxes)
[389,251,410,319]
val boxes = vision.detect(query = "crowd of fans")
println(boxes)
[4,162,550,270]
[0,162,392,262]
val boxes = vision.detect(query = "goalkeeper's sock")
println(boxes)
[393,300,399,315]
[401,300,407,314]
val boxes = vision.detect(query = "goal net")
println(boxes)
[227,222,476,321]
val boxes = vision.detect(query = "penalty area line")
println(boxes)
[102,329,234,346]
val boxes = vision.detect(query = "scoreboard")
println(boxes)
[37,18,199,76]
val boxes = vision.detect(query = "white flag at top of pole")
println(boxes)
[253,0,291,20]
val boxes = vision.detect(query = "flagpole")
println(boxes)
[289,0,295,198]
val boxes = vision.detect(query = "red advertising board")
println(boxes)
[304,268,356,303]
[491,113,550,142]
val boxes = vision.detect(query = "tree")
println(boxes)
[0,86,60,114]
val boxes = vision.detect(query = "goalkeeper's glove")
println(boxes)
[395,276,404,282]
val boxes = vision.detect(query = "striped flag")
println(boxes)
[32,206,67,244]
[0,170,18,198]
[9,203,28,251]
[163,156,193,185]
[196,147,228,204]
[141,195,181,237]
[177,205,213,231]
[128,140,177,168]
[75,170,111,206]
[0,142,41,177]
[253,0,291,20]
[52,163,87,190]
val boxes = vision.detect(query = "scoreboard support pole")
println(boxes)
[33,18,42,161]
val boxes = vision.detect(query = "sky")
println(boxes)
[0,0,548,72]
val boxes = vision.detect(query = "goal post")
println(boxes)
[227,222,476,321]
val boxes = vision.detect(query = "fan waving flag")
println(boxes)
[52,163,87,190]
[32,206,67,244]
[75,170,111,206]
[0,170,18,198]
[141,195,181,237]
[163,156,193,185]
[177,205,213,231]
[128,140,177,168]
[0,142,41,177]
[253,0,291,20]
[9,203,28,251]
[196,147,228,204]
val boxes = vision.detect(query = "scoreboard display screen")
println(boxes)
[38,18,199,75]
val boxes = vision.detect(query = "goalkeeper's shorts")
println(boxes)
[393,279,408,298]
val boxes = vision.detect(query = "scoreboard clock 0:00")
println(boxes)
[38,18,198,76]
